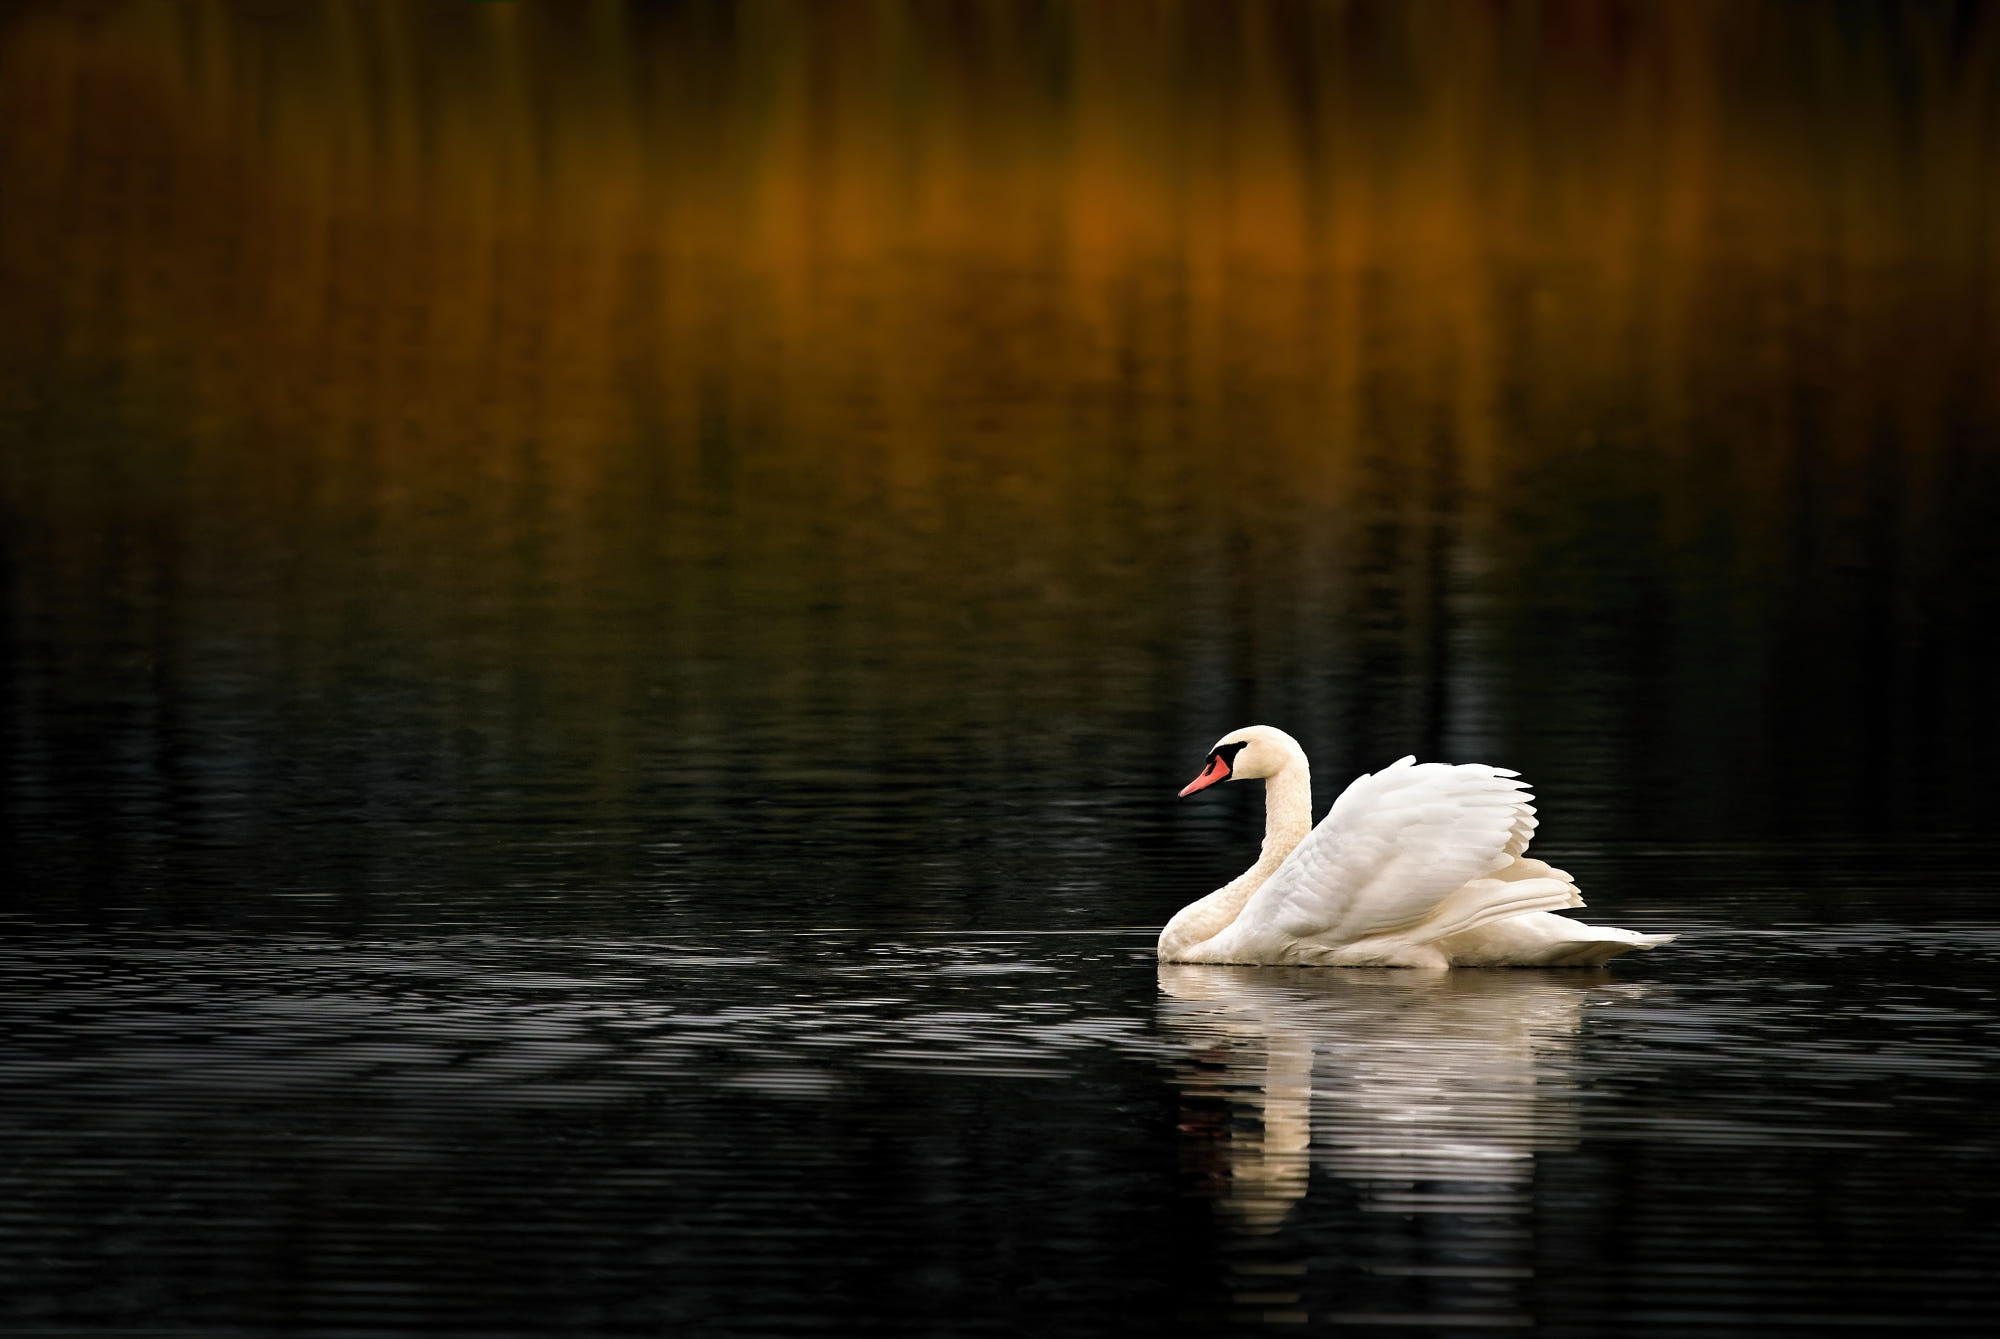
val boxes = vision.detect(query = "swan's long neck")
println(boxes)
[1158,757,1312,959]
[1254,763,1313,870]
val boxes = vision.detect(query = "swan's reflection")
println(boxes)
[1160,965,1623,1234]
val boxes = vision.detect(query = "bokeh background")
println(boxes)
[7,5,1997,938]
[3,3,2000,1333]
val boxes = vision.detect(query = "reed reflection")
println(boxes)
[1159,964,1621,1303]
[3,0,1997,926]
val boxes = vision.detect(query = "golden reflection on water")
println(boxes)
[3,2,1996,841]
[4,0,1993,489]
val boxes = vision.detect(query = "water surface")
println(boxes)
[3,3,1998,1334]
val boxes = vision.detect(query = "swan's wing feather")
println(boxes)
[1228,758,1547,951]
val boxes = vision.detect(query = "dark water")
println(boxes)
[4,3,2000,1334]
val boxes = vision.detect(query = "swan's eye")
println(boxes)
[1215,742,1249,766]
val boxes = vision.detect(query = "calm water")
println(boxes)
[4,3,2000,1335]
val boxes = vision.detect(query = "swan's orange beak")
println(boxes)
[1179,753,1231,798]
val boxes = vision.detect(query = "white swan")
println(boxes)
[1160,725,1673,967]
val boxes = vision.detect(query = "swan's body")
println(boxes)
[1161,726,1672,968]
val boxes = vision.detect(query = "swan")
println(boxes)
[1161,725,1673,967]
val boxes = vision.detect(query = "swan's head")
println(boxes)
[1178,725,1305,798]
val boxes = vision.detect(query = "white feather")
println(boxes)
[1163,733,1673,968]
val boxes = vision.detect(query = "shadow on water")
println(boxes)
[2,2,1999,1335]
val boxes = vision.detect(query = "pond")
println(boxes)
[3,3,1998,1335]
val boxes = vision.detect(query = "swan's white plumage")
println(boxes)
[1163,733,1672,968]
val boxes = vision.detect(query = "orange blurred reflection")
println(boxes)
[4,0,1993,495]
[2,2,1995,840]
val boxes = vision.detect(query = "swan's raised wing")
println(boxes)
[1217,756,1567,959]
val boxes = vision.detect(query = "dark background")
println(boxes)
[3,3,1998,1334]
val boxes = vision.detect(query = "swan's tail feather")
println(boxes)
[1414,874,1580,945]
[1439,914,1676,967]
[1560,935,1672,967]
[1526,929,1675,967]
